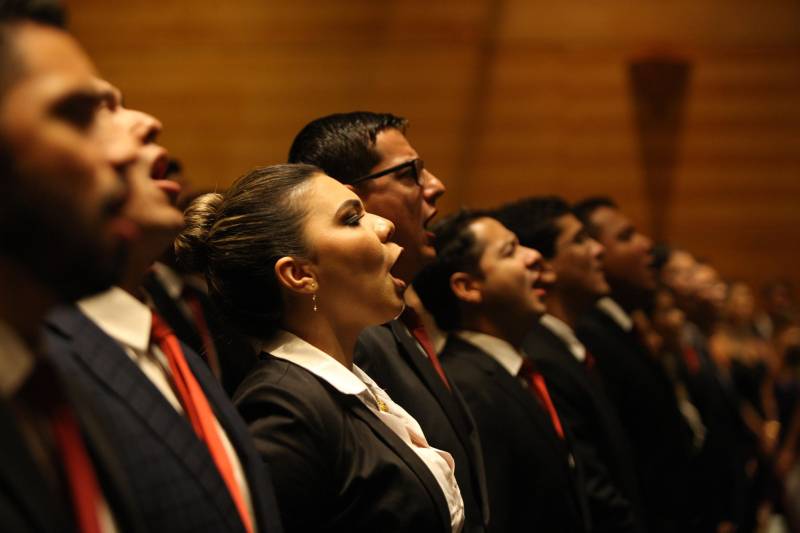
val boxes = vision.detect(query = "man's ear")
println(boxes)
[451,272,482,304]
[274,256,317,295]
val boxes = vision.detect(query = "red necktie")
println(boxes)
[150,313,253,533]
[518,358,565,440]
[24,363,104,533]
[400,308,451,391]
[682,345,701,375]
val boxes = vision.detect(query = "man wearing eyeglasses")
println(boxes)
[289,112,490,533]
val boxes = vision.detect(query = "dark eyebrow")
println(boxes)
[334,198,363,219]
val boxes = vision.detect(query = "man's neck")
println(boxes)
[545,290,593,329]
[462,313,528,350]
[0,259,54,351]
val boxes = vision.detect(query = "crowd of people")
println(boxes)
[1,1,799,532]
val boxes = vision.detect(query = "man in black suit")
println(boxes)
[572,197,698,532]
[289,112,490,533]
[415,210,591,533]
[0,2,152,531]
[496,196,645,533]
[44,89,283,531]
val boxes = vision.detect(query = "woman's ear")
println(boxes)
[451,272,482,304]
[274,256,317,295]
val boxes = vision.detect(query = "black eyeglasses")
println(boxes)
[351,158,425,186]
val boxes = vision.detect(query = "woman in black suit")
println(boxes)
[175,164,463,533]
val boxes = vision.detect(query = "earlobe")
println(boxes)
[274,256,317,295]
[451,272,482,304]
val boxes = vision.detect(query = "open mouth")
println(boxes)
[388,246,407,292]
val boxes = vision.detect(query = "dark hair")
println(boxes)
[414,209,489,332]
[288,111,408,185]
[572,196,617,239]
[492,196,570,259]
[174,164,320,338]
[0,0,65,27]
[0,0,66,94]
[651,243,673,274]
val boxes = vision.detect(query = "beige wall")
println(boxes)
[68,0,800,291]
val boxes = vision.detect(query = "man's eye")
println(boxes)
[345,213,363,226]
[52,96,99,130]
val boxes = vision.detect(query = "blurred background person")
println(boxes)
[496,196,646,533]
[45,90,283,533]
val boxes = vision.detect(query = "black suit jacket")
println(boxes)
[141,271,256,395]
[0,366,146,533]
[234,354,453,533]
[576,306,696,532]
[525,322,645,533]
[43,304,283,533]
[354,320,489,533]
[441,335,590,533]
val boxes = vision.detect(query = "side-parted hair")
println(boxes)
[413,209,490,332]
[174,163,320,339]
[492,196,571,260]
[572,196,617,239]
[288,111,407,185]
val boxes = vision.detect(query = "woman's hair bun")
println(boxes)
[173,192,224,273]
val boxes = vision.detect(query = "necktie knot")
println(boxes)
[150,312,173,345]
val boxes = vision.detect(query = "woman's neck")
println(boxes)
[281,308,360,370]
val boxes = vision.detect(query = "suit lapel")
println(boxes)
[183,350,282,533]
[451,336,569,456]
[389,321,472,437]
[387,321,491,527]
[0,400,67,533]
[345,396,452,533]
[46,306,243,532]
[141,273,203,355]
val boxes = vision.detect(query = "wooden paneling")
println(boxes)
[66,0,800,291]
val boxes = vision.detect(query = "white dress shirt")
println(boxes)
[262,330,465,533]
[596,297,634,332]
[540,314,588,364]
[78,287,256,530]
[454,330,524,376]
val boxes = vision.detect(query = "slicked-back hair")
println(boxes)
[0,0,66,95]
[288,111,408,185]
[414,209,490,332]
[572,196,617,239]
[492,196,570,260]
[174,164,320,339]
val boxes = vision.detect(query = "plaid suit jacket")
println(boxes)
[44,304,283,533]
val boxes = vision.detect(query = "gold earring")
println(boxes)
[312,293,318,312]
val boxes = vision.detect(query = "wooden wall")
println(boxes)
[67,0,800,291]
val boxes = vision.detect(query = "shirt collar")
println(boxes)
[0,320,35,399]
[150,262,185,300]
[455,330,524,376]
[596,297,633,332]
[540,314,587,363]
[78,287,152,353]
[260,330,367,396]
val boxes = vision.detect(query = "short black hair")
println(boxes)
[492,196,570,259]
[572,196,617,239]
[288,111,408,185]
[414,209,489,332]
[0,0,65,27]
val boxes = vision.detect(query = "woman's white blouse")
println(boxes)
[262,330,465,533]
